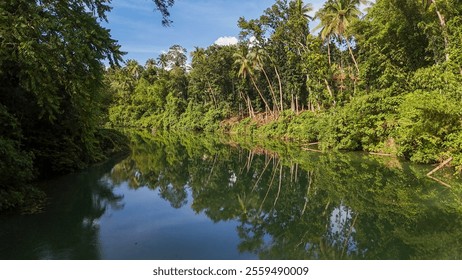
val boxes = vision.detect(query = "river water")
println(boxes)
[1,131,462,259]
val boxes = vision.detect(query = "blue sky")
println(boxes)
[104,0,326,64]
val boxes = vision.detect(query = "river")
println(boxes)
[1,131,462,259]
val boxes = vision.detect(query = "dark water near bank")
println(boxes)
[1,131,462,260]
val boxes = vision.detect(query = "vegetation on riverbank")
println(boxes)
[0,0,166,212]
[105,0,462,171]
[2,0,462,212]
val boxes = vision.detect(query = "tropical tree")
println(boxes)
[189,45,240,113]
[422,0,449,61]
[0,0,177,211]
[314,0,366,72]
[157,53,169,70]
[290,0,313,53]
[356,0,432,90]
[142,58,159,83]
[189,47,214,106]
[248,47,280,114]
[234,46,271,116]
[166,44,188,70]
[152,0,176,26]
[125,59,143,80]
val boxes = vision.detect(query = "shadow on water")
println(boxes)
[2,130,462,259]
[0,156,126,259]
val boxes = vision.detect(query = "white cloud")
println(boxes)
[214,36,238,46]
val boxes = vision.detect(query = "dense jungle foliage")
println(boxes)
[1,0,462,212]
[105,0,462,168]
[0,0,173,212]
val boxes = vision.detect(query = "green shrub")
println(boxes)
[445,131,462,172]
[0,105,42,212]
[318,90,400,152]
[396,90,462,163]
[285,111,320,142]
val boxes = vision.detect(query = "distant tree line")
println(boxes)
[105,0,462,169]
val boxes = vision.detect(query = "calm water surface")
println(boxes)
[1,131,462,260]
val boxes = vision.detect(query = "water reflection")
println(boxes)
[1,130,462,260]
[0,156,125,259]
[106,131,462,259]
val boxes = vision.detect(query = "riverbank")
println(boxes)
[220,96,462,174]
[0,128,130,214]
[110,96,462,175]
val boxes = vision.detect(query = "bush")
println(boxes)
[445,131,462,172]
[318,90,400,152]
[0,105,42,212]
[396,90,462,163]
[285,111,320,142]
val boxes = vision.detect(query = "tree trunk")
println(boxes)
[327,40,332,66]
[427,157,452,176]
[261,67,280,114]
[248,95,255,118]
[207,81,218,109]
[431,0,450,62]
[239,90,254,118]
[274,65,284,112]
[291,93,295,112]
[324,79,335,106]
[250,75,272,115]
[345,39,360,73]
[295,95,299,115]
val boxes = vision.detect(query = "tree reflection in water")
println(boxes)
[0,156,125,259]
[107,131,462,260]
[3,130,460,259]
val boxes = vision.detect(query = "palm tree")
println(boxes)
[314,9,334,66]
[157,53,169,70]
[289,0,314,30]
[290,0,313,113]
[125,59,143,80]
[191,46,206,65]
[294,0,313,22]
[145,58,156,69]
[248,47,280,114]
[234,46,271,116]
[314,0,366,72]
[233,47,255,118]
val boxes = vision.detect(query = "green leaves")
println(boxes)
[0,0,178,212]
[396,90,461,163]
[0,105,37,212]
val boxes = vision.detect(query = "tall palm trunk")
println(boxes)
[345,39,359,73]
[261,67,280,114]
[273,65,284,111]
[250,75,272,116]
[327,39,332,66]
[206,81,218,109]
